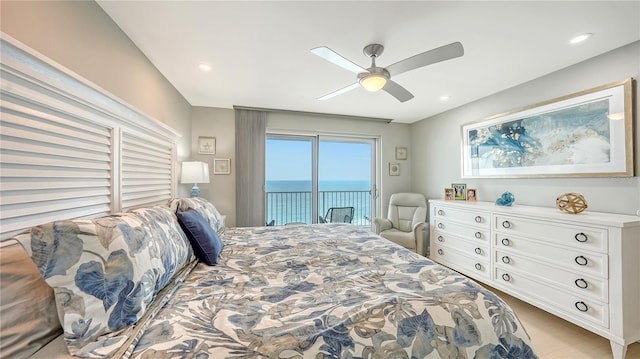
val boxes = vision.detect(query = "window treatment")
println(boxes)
[234,109,266,227]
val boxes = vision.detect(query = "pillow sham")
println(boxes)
[0,241,62,359]
[169,197,225,233]
[176,209,224,265]
[14,206,194,357]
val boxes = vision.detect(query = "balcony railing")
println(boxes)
[266,190,371,226]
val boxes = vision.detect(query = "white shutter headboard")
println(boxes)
[0,33,182,240]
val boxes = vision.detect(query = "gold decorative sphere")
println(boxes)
[556,193,588,214]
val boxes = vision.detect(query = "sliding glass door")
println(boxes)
[265,134,377,226]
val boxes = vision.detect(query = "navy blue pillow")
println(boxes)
[176,209,223,265]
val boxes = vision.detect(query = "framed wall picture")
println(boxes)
[389,162,400,176]
[452,183,467,200]
[461,78,633,178]
[198,136,216,155]
[395,146,408,160]
[213,158,230,175]
[466,188,477,201]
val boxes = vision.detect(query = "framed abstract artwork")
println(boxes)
[461,78,634,178]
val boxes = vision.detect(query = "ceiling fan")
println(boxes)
[311,42,464,103]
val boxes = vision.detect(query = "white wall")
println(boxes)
[411,41,640,216]
[267,111,412,218]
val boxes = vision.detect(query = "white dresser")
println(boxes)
[429,200,640,359]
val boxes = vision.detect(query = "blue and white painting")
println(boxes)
[462,80,631,178]
[468,100,610,169]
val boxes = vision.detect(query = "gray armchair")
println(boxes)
[373,193,427,255]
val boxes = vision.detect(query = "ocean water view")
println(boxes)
[265,180,372,226]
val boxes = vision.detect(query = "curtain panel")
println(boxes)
[234,109,266,227]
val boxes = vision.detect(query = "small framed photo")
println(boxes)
[466,188,477,201]
[452,183,467,200]
[389,162,400,176]
[198,136,216,155]
[213,158,230,175]
[444,188,454,200]
[395,146,408,160]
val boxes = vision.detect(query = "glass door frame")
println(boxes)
[266,130,380,225]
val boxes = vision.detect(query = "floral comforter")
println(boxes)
[130,224,537,358]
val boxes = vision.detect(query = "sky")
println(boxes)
[266,138,372,181]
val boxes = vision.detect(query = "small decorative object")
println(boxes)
[395,146,408,160]
[389,162,400,176]
[452,183,467,200]
[444,188,454,200]
[556,192,588,214]
[466,188,477,201]
[198,136,216,154]
[213,158,231,175]
[495,191,515,206]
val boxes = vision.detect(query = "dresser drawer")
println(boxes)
[431,243,489,280]
[434,206,490,228]
[495,250,608,302]
[434,232,489,260]
[495,268,609,328]
[433,219,490,242]
[494,233,608,278]
[494,214,607,253]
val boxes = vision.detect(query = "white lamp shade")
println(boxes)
[180,161,210,184]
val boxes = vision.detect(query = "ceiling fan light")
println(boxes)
[360,74,387,92]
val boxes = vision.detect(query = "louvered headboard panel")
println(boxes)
[0,34,181,240]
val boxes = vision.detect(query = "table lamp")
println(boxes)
[180,161,210,197]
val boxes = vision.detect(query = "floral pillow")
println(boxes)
[169,197,225,233]
[14,206,194,357]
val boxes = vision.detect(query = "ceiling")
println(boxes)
[96,1,640,124]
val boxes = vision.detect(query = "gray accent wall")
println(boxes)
[1,0,193,196]
[411,41,640,216]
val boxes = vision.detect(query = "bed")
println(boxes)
[0,35,536,358]
[1,198,537,359]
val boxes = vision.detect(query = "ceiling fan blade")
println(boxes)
[317,82,360,101]
[383,80,414,103]
[311,46,367,74]
[386,42,464,77]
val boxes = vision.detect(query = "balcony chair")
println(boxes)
[373,193,427,255]
[319,206,355,223]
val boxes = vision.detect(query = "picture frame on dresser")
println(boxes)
[461,78,634,178]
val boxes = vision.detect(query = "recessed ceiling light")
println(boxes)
[570,33,593,45]
[198,63,212,72]
[439,95,450,101]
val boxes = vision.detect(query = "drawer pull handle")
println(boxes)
[575,301,588,312]
[502,256,511,264]
[475,216,482,223]
[438,209,444,216]
[475,263,482,270]
[437,223,444,229]
[437,249,444,255]
[475,232,482,239]
[574,256,588,266]
[501,238,511,246]
[502,273,511,282]
[575,279,588,289]
[474,247,482,255]
[437,236,444,242]
[502,220,511,229]
[575,233,588,243]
